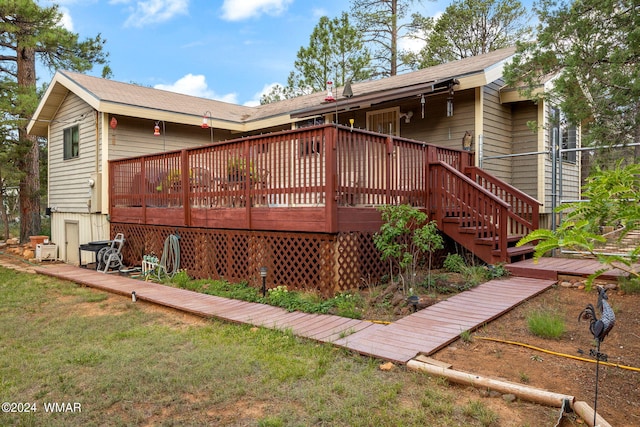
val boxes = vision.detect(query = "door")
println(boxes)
[65,221,80,265]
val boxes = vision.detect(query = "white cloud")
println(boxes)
[58,7,74,31]
[154,74,238,104]
[311,7,328,19]
[116,0,189,28]
[221,0,293,21]
[399,11,444,54]
[242,82,280,107]
[399,33,426,54]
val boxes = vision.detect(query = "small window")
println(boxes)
[549,107,577,164]
[63,125,79,160]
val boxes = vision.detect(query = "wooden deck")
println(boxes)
[506,257,639,281]
[33,264,554,364]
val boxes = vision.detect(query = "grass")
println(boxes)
[526,308,566,339]
[0,266,518,427]
[619,276,640,294]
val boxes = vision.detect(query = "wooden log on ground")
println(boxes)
[406,359,574,408]
[572,401,613,427]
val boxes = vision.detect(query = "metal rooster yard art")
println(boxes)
[579,286,616,347]
[578,285,616,426]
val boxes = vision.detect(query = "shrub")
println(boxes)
[443,254,466,274]
[374,204,443,294]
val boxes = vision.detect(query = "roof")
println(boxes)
[28,46,517,137]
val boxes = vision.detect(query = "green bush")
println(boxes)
[443,254,466,274]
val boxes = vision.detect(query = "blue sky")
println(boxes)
[42,0,498,106]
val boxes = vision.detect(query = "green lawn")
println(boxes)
[0,266,554,426]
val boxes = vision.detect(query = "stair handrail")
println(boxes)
[432,161,509,261]
[465,166,540,233]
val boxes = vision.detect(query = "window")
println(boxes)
[549,107,577,164]
[63,125,79,160]
[366,107,399,136]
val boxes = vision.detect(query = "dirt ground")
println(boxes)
[432,283,640,427]
[2,249,638,426]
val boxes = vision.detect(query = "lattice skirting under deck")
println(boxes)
[110,223,386,296]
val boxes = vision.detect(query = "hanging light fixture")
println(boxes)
[420,94,426,119]
[324,81,336,102]
[201,111,212,129]
[446,83,454,117]
[153,122,161,136]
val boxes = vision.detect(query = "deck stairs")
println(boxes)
[430,161,540,265]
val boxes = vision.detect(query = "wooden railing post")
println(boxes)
[385,136,393,204]
[141,158,147,224]
[325,126,338,233]
[181,149,190,227]
[243,139,251,228]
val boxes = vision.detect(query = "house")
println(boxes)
[27,47,579,293]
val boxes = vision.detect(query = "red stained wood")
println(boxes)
[34,265,554,364]
[506,257,639,280]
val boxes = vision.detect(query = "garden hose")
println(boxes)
[476,336,640,372]
[157,234,180,280]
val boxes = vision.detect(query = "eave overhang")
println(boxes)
[290,78,459,119]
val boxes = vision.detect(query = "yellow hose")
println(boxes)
[476,336,640,372]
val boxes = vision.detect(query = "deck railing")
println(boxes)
[466,166,540,234]
[109,124,473,233]
[431,161,509,258]
[430,161,540,261]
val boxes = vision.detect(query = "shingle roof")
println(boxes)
[28,46,516,136]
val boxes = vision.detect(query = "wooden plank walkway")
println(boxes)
[506,257,638,281]
[33,264,554,364]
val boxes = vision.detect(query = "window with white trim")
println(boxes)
[63,125,80,160]
[366,107,400,136]
[549,107,577,163]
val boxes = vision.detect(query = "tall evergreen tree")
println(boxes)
[505,0,639,158]
[297,13,370,94]
[0,0,108,242]
[262,12,370,104]
[350,0,418,77]
[405,0,531,68]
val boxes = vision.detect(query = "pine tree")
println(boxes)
[293,13,371,95]
[350,0,418,77]
[0,0,108,241]
[405,0,531,68]
[505,0,640,155]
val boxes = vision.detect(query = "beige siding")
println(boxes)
[401,89,476,151]
[510,103,539,199]
[50,212,110,263]
[480,82,512,181]
[106,116,232,161]
[48,94,98,214]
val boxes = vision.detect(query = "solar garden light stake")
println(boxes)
[260,267,268,297]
